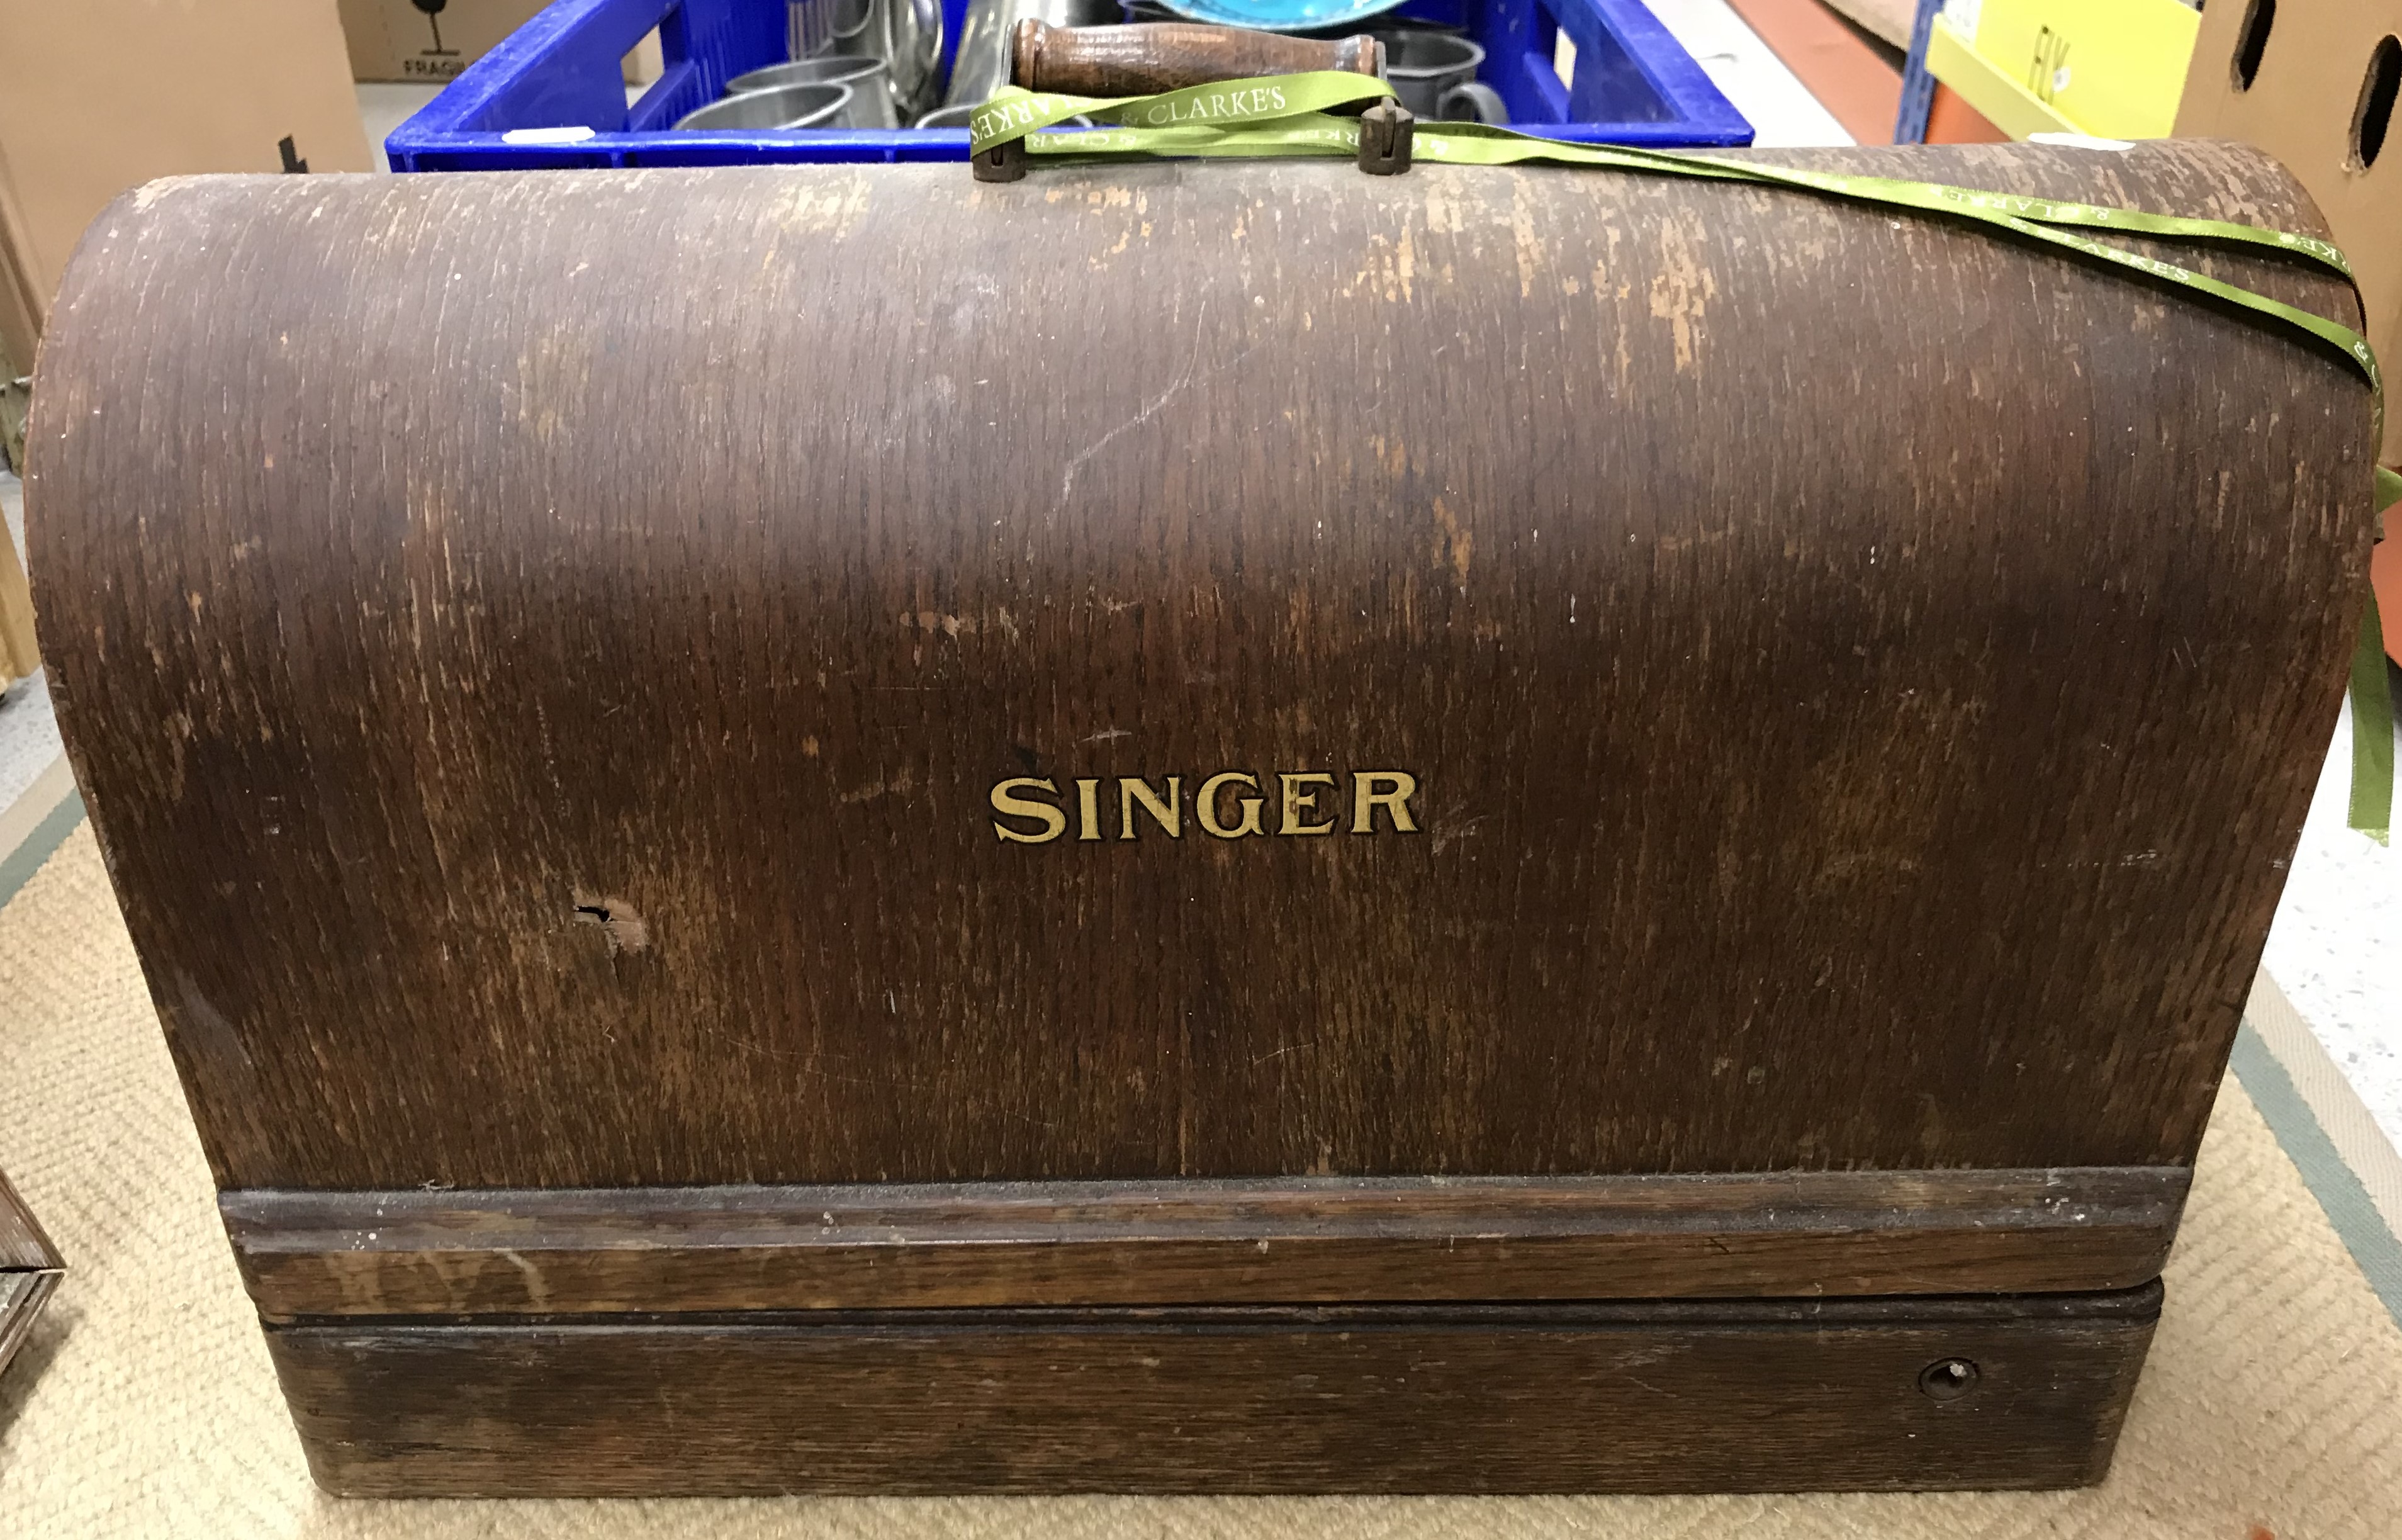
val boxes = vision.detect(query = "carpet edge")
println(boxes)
[0,756,82,913]
[2230,1008,2402,1330]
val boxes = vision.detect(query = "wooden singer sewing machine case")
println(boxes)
[23,111,2377,1494]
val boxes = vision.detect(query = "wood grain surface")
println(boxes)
[28,145,2375,1198]
[1012,20,1382,94]
[267,1286,2163,1495]
[227,1166,2185,1316]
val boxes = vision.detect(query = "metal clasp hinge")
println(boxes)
[973,137,1028,183]
[1357,101,1414,176]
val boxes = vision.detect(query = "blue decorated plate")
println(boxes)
[1150,0,1409,33]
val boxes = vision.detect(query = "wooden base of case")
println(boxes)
[269,1285,2162,1497]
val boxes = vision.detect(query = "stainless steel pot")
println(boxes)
[726,54,900,127]
[675,82,855,130]
[820,0,877,52]
[878,0,946,121]
[787,0,836,59]
[778,0,940,122]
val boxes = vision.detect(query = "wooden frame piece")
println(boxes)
[240,1171,2179,1492]
[225,1166,2188,1318]
[0,1167,63,1380]
[269,1284,2165,1496]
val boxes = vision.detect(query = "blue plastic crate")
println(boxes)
[385,0,1751,170]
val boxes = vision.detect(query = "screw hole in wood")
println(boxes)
[1917,1356,1980,1402]
[570,894,649,955]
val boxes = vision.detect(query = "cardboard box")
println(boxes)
[0,0,373,674]
[339,0,664,85]
[2175,0,2401,466]
[1820,0,1916,51]
[0,0,372,349]
[339,0,544,82]
[1,531,33,689]
[0,145,40,394]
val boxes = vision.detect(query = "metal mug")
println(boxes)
[675,82,855,131]
[726,54,900,127]
[792,0,937,121]
[876,0,946,121]
[940,0,1120,114]
[819,0,877,52]
[787,0,837,59]
[1373,28,1484,120]
[1436,79,1508,124]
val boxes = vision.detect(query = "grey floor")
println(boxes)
[1,472,64,815]
[2265,701,2402,1148]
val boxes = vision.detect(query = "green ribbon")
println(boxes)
[2359,463,2402,845]
[967,72,1391,154]
[2355,582,2394,846]
[977,72,2398,840]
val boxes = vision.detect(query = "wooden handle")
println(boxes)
[1011,20,1383,97]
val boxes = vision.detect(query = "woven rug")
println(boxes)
[3,821,2398,1537]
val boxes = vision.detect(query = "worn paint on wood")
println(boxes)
[29,147,2371,1194]
[223,1166,2189,1315]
